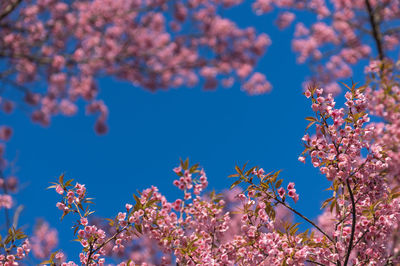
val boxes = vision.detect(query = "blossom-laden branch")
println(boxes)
[48,175,143,265]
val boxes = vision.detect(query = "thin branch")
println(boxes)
[365,0,385,60]
[386,250,400,265]
[352,228,368,250]
[343,179,356,266]
[86,224,132,264]
[306,260,325,266]
[384,27,400,36]
[275,198,334,243]
[0,0,23,21]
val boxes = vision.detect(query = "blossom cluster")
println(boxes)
[0,0,272,134]
[253,0,400,94]
[0,229,31,265]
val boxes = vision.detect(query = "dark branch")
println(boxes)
[306,260,325,266]
[275,198,334,243]
[0,0,23,21]
[344,179,357,266]
[365,0,385,60]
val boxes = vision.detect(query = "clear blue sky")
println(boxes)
[2,2,365,262]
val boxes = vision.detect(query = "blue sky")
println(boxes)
[2,2,366,262]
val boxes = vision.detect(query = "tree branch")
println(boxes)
[0,0,22,21]
[365,0,385,60]
[275,198,334,243]
[343,179,356,266]
[306,260,325,266]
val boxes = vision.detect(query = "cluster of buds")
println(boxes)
[76,222,107,265]
[172,159,208,199]
[286,182,299,203]
[51,174,89,218]
[0,237,30,265]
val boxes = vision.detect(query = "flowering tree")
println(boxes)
[0,0,400,265]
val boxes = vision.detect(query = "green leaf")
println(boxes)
[330,199,336,213]
[230,180,242,190]
[182,158,189,170]
[73,225,79,236]
[135,224,142,234]
[270,170,281,183]
[4,235,11,245]
[275,179,283,189]
[305,116,317,122]
[105,218,114,226]
[305,121,316,131]
[59,173,65,185]
[321,197,334,209]
[241,162,248,173]
[235,165,243,175]
[133,194,142,208]
[50,252,56,260]
[290,226,299,235]
[339,81,352,91]
[64,179,74,187]
[16,234,27,240]
[189,163,199,173]
[245,166,256,176]
[392,192,400,199]
[345,117,353,123]
[261,182,269,190]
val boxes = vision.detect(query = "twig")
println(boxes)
[275,198,334,243]
[343,179,356,266]
[365,0,385,60]
[0,0,22,21]
[306,260,325,266]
